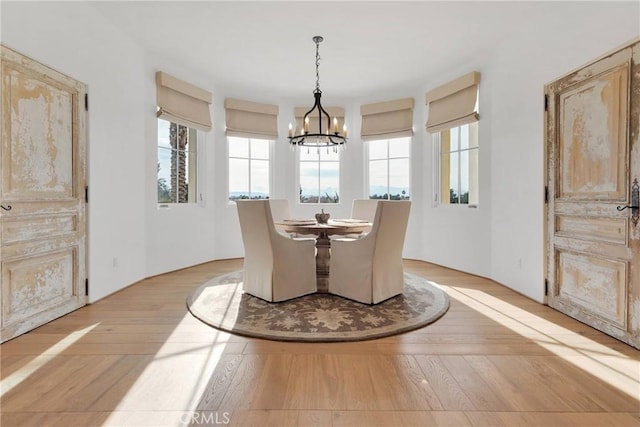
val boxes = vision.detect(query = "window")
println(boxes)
[157,118,198,204]
[435,122,478,205]
[299,147,340,203]
[228,136,270,201]
[368,137,411,200]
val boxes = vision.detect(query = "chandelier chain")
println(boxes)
[315,39,321,93]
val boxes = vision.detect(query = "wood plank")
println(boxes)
[414,355,475,410]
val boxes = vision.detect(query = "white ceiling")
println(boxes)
[89,1,595,98]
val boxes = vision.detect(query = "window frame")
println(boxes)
[227,136,273,203]
[432,122,479,208]
[366,136,412,201]
[157,118,202,207]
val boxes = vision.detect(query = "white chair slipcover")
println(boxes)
[236,200,317,302]
[329,200,411,304]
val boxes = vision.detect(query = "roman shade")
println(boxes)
[360,98,414,141]
[425,71,480,133]
[225,98,279,139]
[156,71,212,132]
[294,106,345,136]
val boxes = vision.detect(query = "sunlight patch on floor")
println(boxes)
[0,323,99,397]
[448,286,640,400]
[104,312,230,421]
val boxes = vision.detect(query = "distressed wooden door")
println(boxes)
[545,41,640,349]
[0,46,87,342]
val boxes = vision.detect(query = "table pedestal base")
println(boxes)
[315,231,330,293]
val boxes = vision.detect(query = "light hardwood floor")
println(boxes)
[1,259,639,426]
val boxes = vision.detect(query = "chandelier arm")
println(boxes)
[301,92,331,135]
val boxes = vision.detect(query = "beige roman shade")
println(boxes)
[425,71,480,133]
[225,98,279,139]
[294,106,345,136]
[156,71,212,132]
[360,98,414,141]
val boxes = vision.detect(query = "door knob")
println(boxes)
[617,178,639,226]
[0,204,11,211]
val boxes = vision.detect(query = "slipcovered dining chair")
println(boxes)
[350,199,379,222]
[236,200,317,302]
[329,200,411,304]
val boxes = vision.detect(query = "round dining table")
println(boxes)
[275,219,372,293]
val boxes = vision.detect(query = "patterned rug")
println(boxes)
[186,271,449,342]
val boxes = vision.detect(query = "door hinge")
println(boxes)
[85,278,89,296]
[544,186,549,203]
[84,93,89,111]
[544,94,548,112]
[85,186,89,203]
[544,279,549,296]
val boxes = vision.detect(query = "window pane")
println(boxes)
[460,149,469,204]
[228,137,249,158]
[368,139,387,160]
[369,159,388,199]
[251,138,269,160]
[460,124,469,150]
[449,152,460,204]
[157,146,173,203]
[319,162,339,203]
[389,158,410,200]
[229,158,249,200]
[250,159,269,199]
[450,126,459,151]
[158,119,171,149]
[389,137,410,158]
[180,149,193,203]
[299,162,319,203]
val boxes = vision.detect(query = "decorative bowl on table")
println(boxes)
[315,209,330,224]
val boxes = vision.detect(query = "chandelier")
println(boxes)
[288,36,347,147]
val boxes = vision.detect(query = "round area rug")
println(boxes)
[186,271,449,342]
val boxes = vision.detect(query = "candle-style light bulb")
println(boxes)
[304,117,309,133]
[288,123,293,138]
[342,124,347,139]
[333,117,338,133]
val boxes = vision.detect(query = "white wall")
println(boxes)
[3,1,638,306]
[2,1,148,302]
[143,54,218,277]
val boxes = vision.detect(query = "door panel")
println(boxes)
[556,250,626,328]
[3,249,76,325]
[555,215,627,245]
[558,65,627,200]
[545,41,639,349]
[0,45,87,342]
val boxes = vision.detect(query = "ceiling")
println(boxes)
[89,1,591,99]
